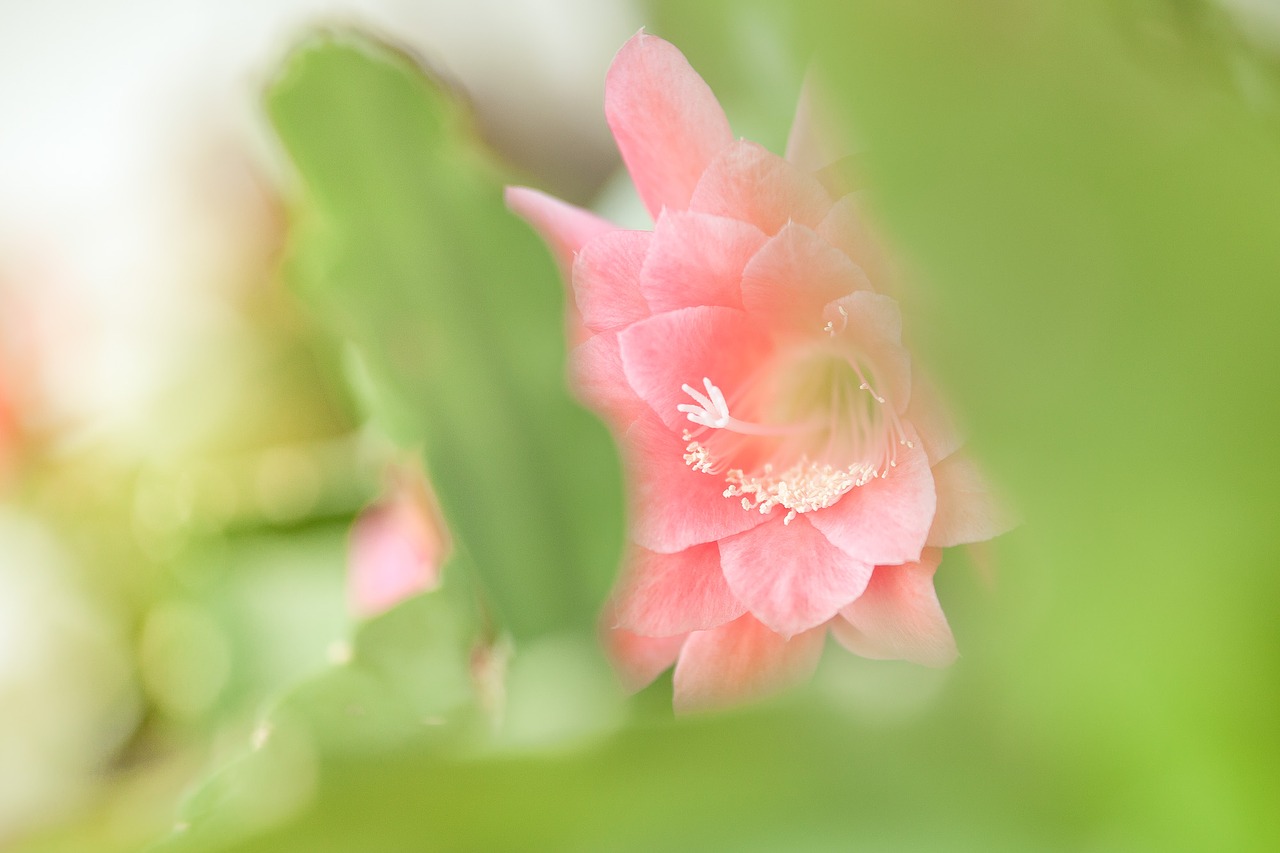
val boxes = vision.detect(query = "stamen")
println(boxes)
[823,304,850,337]
[838,353,913,477]
[717,455,881,520]
[677,350,911,524]
[847,358,886,404]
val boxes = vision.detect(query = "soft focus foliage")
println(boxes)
[5,1,1279,851]
[797,1,1280,847]
[267,33,625,640]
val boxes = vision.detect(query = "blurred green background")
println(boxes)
[2,0,1278,850]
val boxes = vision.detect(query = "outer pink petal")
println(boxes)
[573,230,651,332]
[618,306,769,433]
[348,496,443,619]
[784,70,844,173]
[611,543,745,637]
[505,186,616,275]
[606,627,687,692]
[673,614,825,713]
[816,193,898,292]
[904,371,964,465]
[927,453,1017,547]
[832,547,957,666]
[689,140,834,236]
[807,430,936,567]
[640,211,767,313]
[624,413,769,553]
[569,331,648,432]
[740,222,872,335]
[719,514,872,638]
[605,32,734,218]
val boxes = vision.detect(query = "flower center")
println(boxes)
[678,347,911,524]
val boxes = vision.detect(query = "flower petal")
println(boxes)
[784,70,844,173]
[817,193,898,292]
[569,331,648,432]
[605,627,687,692]
[807,431,936,567]
[506,186,616,275]
[833,547,956,666]
[348,491,443,618]
[740,222,872,335]
[573,229,651,332]
[618,306,768,432]
[611,543,744,637]
[904,371,964,465]
[927,453,1017,547]
[673,614,825,713]
[605,32,734,218]
[719,513,872,637]
[640,211,767,313]
[625,413,770,553]
[689,140,834,235]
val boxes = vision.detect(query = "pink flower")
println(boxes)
[348,465,448,619]
[0,376,17,485]
[508,33,1011,711]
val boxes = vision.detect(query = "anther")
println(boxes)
[824,304,850,337]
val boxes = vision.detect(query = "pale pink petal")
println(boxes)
[964,539,1000,588]
[807,432,936,567]
[605,32,734,217]
[927,453,1017,547]
[689,140,834,235]
[348,504,439,618]
[673,614,825,713]
[0,388,15,482]
[904,371,964,465]
[817,193,898,292]
[505,186,616,275]
[618,306,769,433]
[719,513,872,637]
[348,476,447,619]
[784,70,844,173]
[827,290,912,411]
[740,222,872,335]
[640,211,767,313]
[625,413,769,553]
[833,548,956,666]
[573,229,651,332]
[611,543,744,637]
[606,627,687,692]
[569,331,648,432]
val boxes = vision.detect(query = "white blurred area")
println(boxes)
[0,0,638,451]
[0,0,639,842]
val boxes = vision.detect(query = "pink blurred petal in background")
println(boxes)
[348,464,449,619]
